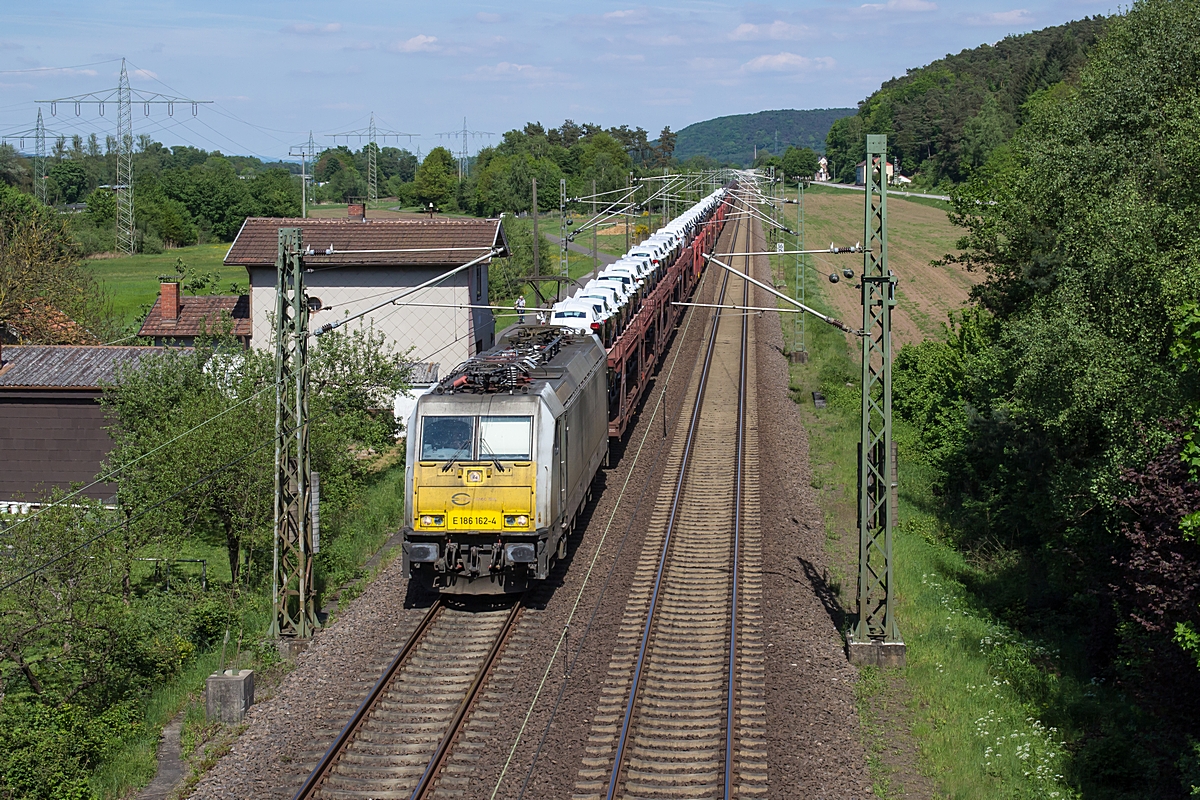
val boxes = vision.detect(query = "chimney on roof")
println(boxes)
[160,281,180,322]
[348,201,366,222]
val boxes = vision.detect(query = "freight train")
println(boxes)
[402,188,731,594]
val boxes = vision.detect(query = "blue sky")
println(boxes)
[0,1,1117,161]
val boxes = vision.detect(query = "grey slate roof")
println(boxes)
[224,217,509,268]
[0,346,162,389]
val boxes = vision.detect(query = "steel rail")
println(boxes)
[292,598,446,800]
[409,599,523,799]
[604,208,745,800]
[724,217,751,800]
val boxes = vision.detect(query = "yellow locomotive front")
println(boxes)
[403,327,609,594]
[405,397,549,593]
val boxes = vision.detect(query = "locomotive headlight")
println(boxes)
[504,514,529,528]
[419,514,445,527]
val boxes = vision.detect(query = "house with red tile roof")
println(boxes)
[138,281,252,347]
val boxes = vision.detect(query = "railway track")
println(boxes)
[293,597,522,800]
[572,206,767,800]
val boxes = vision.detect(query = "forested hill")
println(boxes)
[825,15,1109,186]
[673,108,855,166]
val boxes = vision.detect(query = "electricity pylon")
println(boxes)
[848,134,905,667]
[436,117,494,180]
[269,227,319,640]
[2,110,65,205]
[327,113,416,205]
[38,58,211,254]
[289,132,317,218]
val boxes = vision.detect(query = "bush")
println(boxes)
[0,701,138,800]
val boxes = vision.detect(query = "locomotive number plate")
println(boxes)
[449,514,501,530]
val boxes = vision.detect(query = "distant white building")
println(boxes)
[816,156,830,182]
[224,213,510,372]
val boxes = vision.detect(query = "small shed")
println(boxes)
[138,281,251,347]
[224,215,510,371]
[0,345,159,502]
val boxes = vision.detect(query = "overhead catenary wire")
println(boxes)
[703,253,857,334]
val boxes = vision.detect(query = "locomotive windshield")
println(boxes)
[421,414,533,461]
[479,416,533,460]
[421,416,474,460]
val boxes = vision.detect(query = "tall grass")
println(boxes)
[773,222,1078,799]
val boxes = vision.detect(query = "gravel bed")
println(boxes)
[470,248,727,800]
[185,558,434,800]
[751,223,873,796]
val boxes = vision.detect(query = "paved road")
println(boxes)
[543,233,620,266]
[810,181,951,202]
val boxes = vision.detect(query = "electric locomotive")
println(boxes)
[402,326,608,594]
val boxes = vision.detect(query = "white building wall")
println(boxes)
[248,265,495,371]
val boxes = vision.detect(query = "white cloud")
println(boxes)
[392,34,439,53]
[860,0,937,11]
[602,9,647,23]
[968,9,1032,25]
[687,56,735,72]
[281,22,342,34]
[131,68,158,79]
[730,21,811,41]
[596,52,645,63]
[627,33,683,46]
[472,62,559,81]
[742,52,835,73]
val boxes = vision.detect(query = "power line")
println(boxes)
[436,116,493,180]
[0,58,121,75]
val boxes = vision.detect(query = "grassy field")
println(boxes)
[768,185,972,347]
[85,244,243,332]
[767,205,1078,798]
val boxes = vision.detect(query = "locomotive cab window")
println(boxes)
[479,416,533,461]
[421,416,475,460]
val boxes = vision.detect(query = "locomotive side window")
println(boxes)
[479,416,533,460]
[421,416,475,461]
